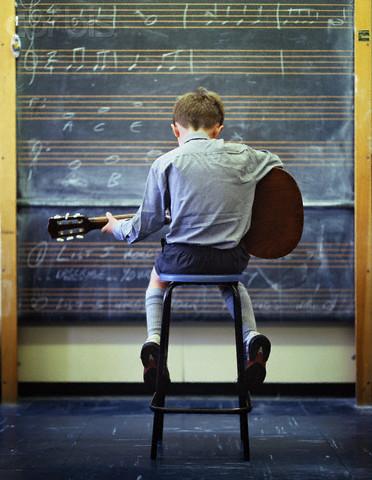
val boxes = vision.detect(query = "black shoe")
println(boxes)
[140,342,170,392]
[244,334,271,392]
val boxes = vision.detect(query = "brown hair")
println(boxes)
[173,87,224,130]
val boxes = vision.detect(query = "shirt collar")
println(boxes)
[183,131,210,144]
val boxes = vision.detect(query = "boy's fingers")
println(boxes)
[102,212,116,233]
[102,213,110,232]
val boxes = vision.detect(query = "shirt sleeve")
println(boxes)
[249,148,284,183]
[112,162,169,243]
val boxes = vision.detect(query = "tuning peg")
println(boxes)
[65,212,70,219]
[53,214,62,219]
[56,238,64,242]
[66,236,74,241]
[73,213,81,217]
[76,235,84,239]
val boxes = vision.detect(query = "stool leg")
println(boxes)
[151,410,162,459]
[158,284,173,439]
[231,283,250,461]
[150,284,174,459]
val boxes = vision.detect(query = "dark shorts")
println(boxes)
[154,242,250,275]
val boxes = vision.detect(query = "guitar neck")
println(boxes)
[88,214,134,230]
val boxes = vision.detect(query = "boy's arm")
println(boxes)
[250,148,284,182]
[104,163,169,243]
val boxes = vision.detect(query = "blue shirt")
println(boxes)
[113,131,283,249]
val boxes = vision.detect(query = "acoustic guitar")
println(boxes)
[48,168,303,259]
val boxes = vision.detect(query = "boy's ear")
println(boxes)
[171,123,180,138]
[212,124,224,138]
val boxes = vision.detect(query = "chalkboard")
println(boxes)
[16,0,354,324]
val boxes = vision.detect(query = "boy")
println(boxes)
[102,87,283,392]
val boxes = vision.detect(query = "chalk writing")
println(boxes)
[156,50,188,72]
[130,121,142,133]
[128,53,140,72]
[62,112,75,133]
[30,296,48,311]
[135,9,157,27]
[18,218,355,319]
[107,172,122,188]
[104,155,121,165]
[68,159,82,171]
[27,241,48,267]
[30,140,42,162]
[20,288,354,315]
[17,48,353,77]
[66,47,85,72]
[28,97,46,109]
[44,50,58,73]
[17,2,353,31]
[60,172,89,189]
[23,33,38,85]
[93,50,118,72]
[27,139,42,181]
[93,123,105,133]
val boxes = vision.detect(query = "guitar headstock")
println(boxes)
[48,213,91,241]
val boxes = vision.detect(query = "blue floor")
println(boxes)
[1,397,372,479]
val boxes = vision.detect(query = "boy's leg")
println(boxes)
[219,282,271,391]
[145,267,168,345]
[219,282,257,341]
[140,267,169,390]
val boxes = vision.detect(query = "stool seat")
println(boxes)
[159,273,244,283]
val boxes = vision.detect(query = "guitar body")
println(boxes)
[243,168,304,259]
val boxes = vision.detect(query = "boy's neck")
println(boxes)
[180,129,210,143]
[174,124,223,145]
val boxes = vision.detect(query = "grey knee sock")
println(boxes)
[145,287,165,345]
[220,282,257,343]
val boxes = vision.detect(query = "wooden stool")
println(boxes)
[150,274,251,461]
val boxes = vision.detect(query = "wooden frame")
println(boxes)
[0,1,17,402]
[355,0,372,405]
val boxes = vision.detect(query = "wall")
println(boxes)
[18,323,355,384]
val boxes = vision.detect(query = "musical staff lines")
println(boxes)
[17,139,353,168]
[19,286,354,315]
[17,2,353,31]
[19,237,355,316]
[20,241,354,270]
[18,48,353,79]
[18,95,353,122]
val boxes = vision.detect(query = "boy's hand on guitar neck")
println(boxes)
[101,212,119,235]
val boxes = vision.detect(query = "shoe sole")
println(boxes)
[140,342,170,392]
[248,334,271,363]
[244,334,271,391]
[140,342,160,367]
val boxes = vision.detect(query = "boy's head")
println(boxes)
[172,87,224,141]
